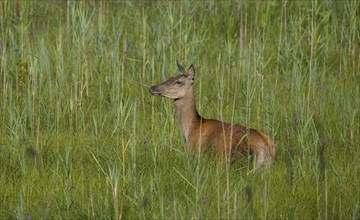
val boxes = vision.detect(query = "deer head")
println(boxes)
[149,61,195,100]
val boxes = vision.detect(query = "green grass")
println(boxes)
[1,1,359,219]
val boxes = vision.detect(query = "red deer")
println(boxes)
[149,61,276,170]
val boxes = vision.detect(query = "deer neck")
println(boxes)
[174,88,201,143]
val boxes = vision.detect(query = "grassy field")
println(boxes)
[0,1,359,219]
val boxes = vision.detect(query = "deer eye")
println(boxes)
[175,80,183,85]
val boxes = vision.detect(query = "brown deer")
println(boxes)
[149,61,276,170]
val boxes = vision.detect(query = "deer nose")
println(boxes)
[149,86,156,95]
[149,86,161,95]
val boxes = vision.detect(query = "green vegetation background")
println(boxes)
[0,1,359,219]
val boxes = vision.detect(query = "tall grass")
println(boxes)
[0,1,359,219]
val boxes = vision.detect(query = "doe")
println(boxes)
[149,61,276,169]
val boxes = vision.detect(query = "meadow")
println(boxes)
[0,1,359,219]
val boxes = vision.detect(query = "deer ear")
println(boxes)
[188,65,195,80]
[176,60,186,75]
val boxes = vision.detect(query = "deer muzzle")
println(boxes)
[149,86,160,96]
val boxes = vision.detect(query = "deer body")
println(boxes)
[150,62,276,168]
